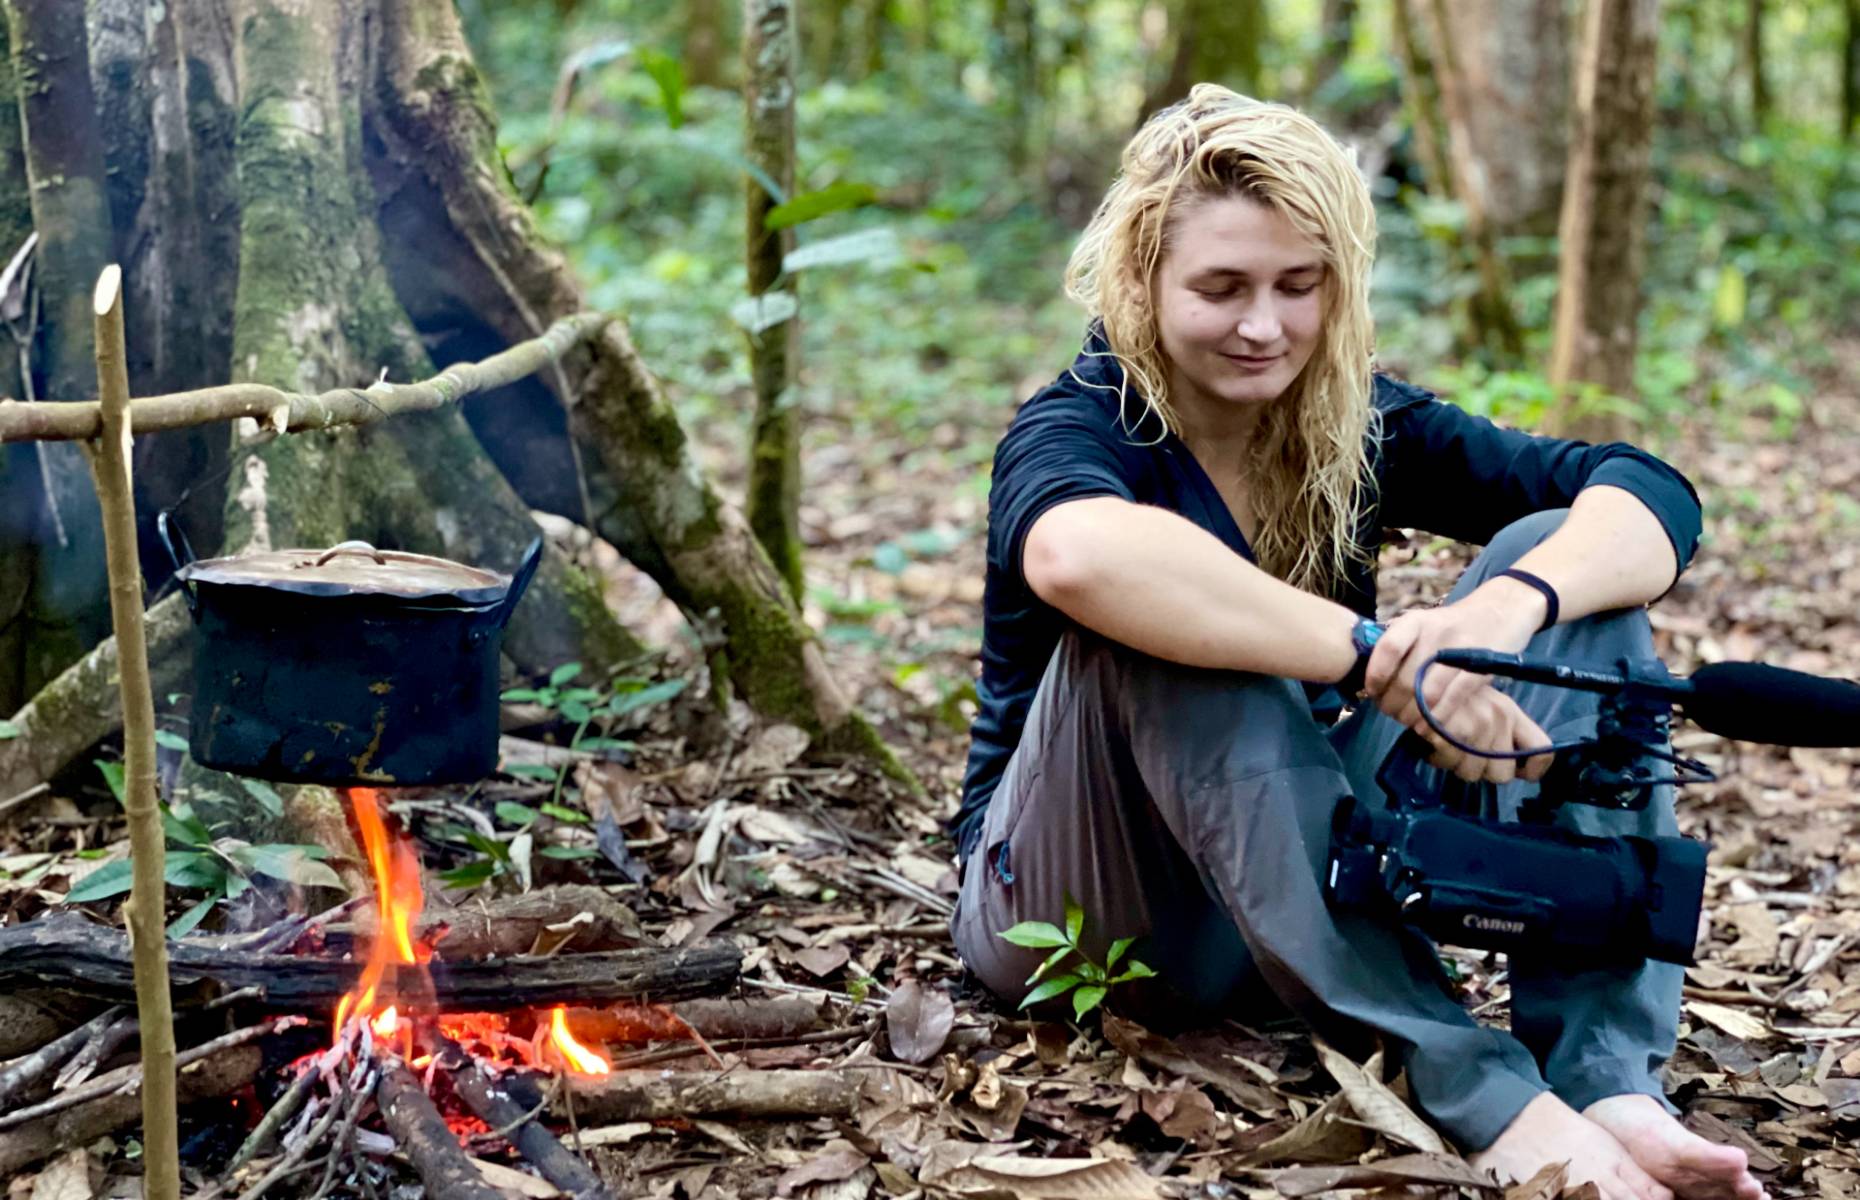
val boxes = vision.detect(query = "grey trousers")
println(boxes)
[950,511,1682,1152]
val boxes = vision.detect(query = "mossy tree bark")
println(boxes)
[223,0,641,675]
[367,0,910,780]
[744,0,805,604]
[1,0,904,793]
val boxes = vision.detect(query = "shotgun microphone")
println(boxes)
[1432,650,1860,748]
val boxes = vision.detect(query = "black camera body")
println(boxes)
[1327,791,1707,965]
[1325,673,1711,967]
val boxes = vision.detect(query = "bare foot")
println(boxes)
[1583,1094,1767,1200]
[1472,1092,1673,1200]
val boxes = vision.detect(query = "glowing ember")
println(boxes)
[333,787,429,1048]
[547,1006,611,1076]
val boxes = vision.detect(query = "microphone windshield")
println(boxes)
[1684,662,1860,747]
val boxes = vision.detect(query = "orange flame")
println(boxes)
[547,1006,611,1076]
[333,787,428,1048]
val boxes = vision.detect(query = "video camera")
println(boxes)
[1325,652,1860,966]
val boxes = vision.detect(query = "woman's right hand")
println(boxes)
[1410,685,1555,785]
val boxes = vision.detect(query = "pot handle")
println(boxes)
[314,541,389,567]
[494,537,545,631]
[157,510,201,620]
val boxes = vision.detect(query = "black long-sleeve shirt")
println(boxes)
[950,332,1703,859]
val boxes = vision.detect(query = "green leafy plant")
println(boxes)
[998,893,1156,1021]
[67,762,340,936]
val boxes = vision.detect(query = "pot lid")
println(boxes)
[176,541,512,603]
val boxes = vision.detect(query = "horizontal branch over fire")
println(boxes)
[0,312,609,443]
[0,916,739,1010]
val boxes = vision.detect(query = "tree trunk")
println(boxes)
[684,0,730,88]
[1418,0,1524,364]
[744,0,804,604]
[1548,0,1662,440]
[0,0,906,792]
[1437,0,1568,243]
[221,0,636,679]
[4,0,111,697]
[366,0,911,779]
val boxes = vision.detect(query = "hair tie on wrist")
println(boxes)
[1499,568,1559,631]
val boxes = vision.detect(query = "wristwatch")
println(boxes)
[1338,617,1384,697]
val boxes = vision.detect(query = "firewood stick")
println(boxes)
[604,1021,874,1071]
[0,1005,123,1107]
[234,1080,346,1200]
[85,265,180,1200]
[307,1066,377,1200]
[0,1043,262,1177]
[0,1016,303,1133]
[53,1012,137,1089]
[553,1068,860,1121]
[227,1062,320,1173]
[438,1040,612,1200]
[376,1062,505,1200]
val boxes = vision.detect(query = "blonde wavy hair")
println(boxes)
[1065,84,1380,598]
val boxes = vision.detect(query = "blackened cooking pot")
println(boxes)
[167,524,542,786]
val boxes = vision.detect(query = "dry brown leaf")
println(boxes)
[1142,1084,1217,1142]
[1686,1000,1773,1042]
[886,978,955,1064]
[791,943,853,978]
[1101,1012,1281,1116]
[1240,1092,1375,1166]
[1500,1160,1568,1200]
[1272,1152,1502,1197]
[736,723,812,775]
[919,1153,1163,1199]
[1314,1040,1446,1153]
[27,1151,91,1200]
[777,1147,872,1196]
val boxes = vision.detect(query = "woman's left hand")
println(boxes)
[1362,580,1546,737]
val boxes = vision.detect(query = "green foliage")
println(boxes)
[68,760,340,935]
[998,893,1156,1021]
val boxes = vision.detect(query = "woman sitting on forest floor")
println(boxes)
[946,85,1765,1200]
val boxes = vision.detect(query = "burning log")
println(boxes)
[438,1041,613,1200]
[0,1043,263,1177]
[376,1062,506,1200]
[0,915,741,1010]
[554,1068,861,1122]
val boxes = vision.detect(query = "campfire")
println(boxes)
[0,772,850,1197]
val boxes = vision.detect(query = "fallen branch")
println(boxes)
[0,915,741,1011]
[0,1043,262,1176]
[0,1017,302,1134]
[0,1005,124,1108]
[555,1068,860,1121]
[0,312,610,443]
[376,1062,505,1200]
